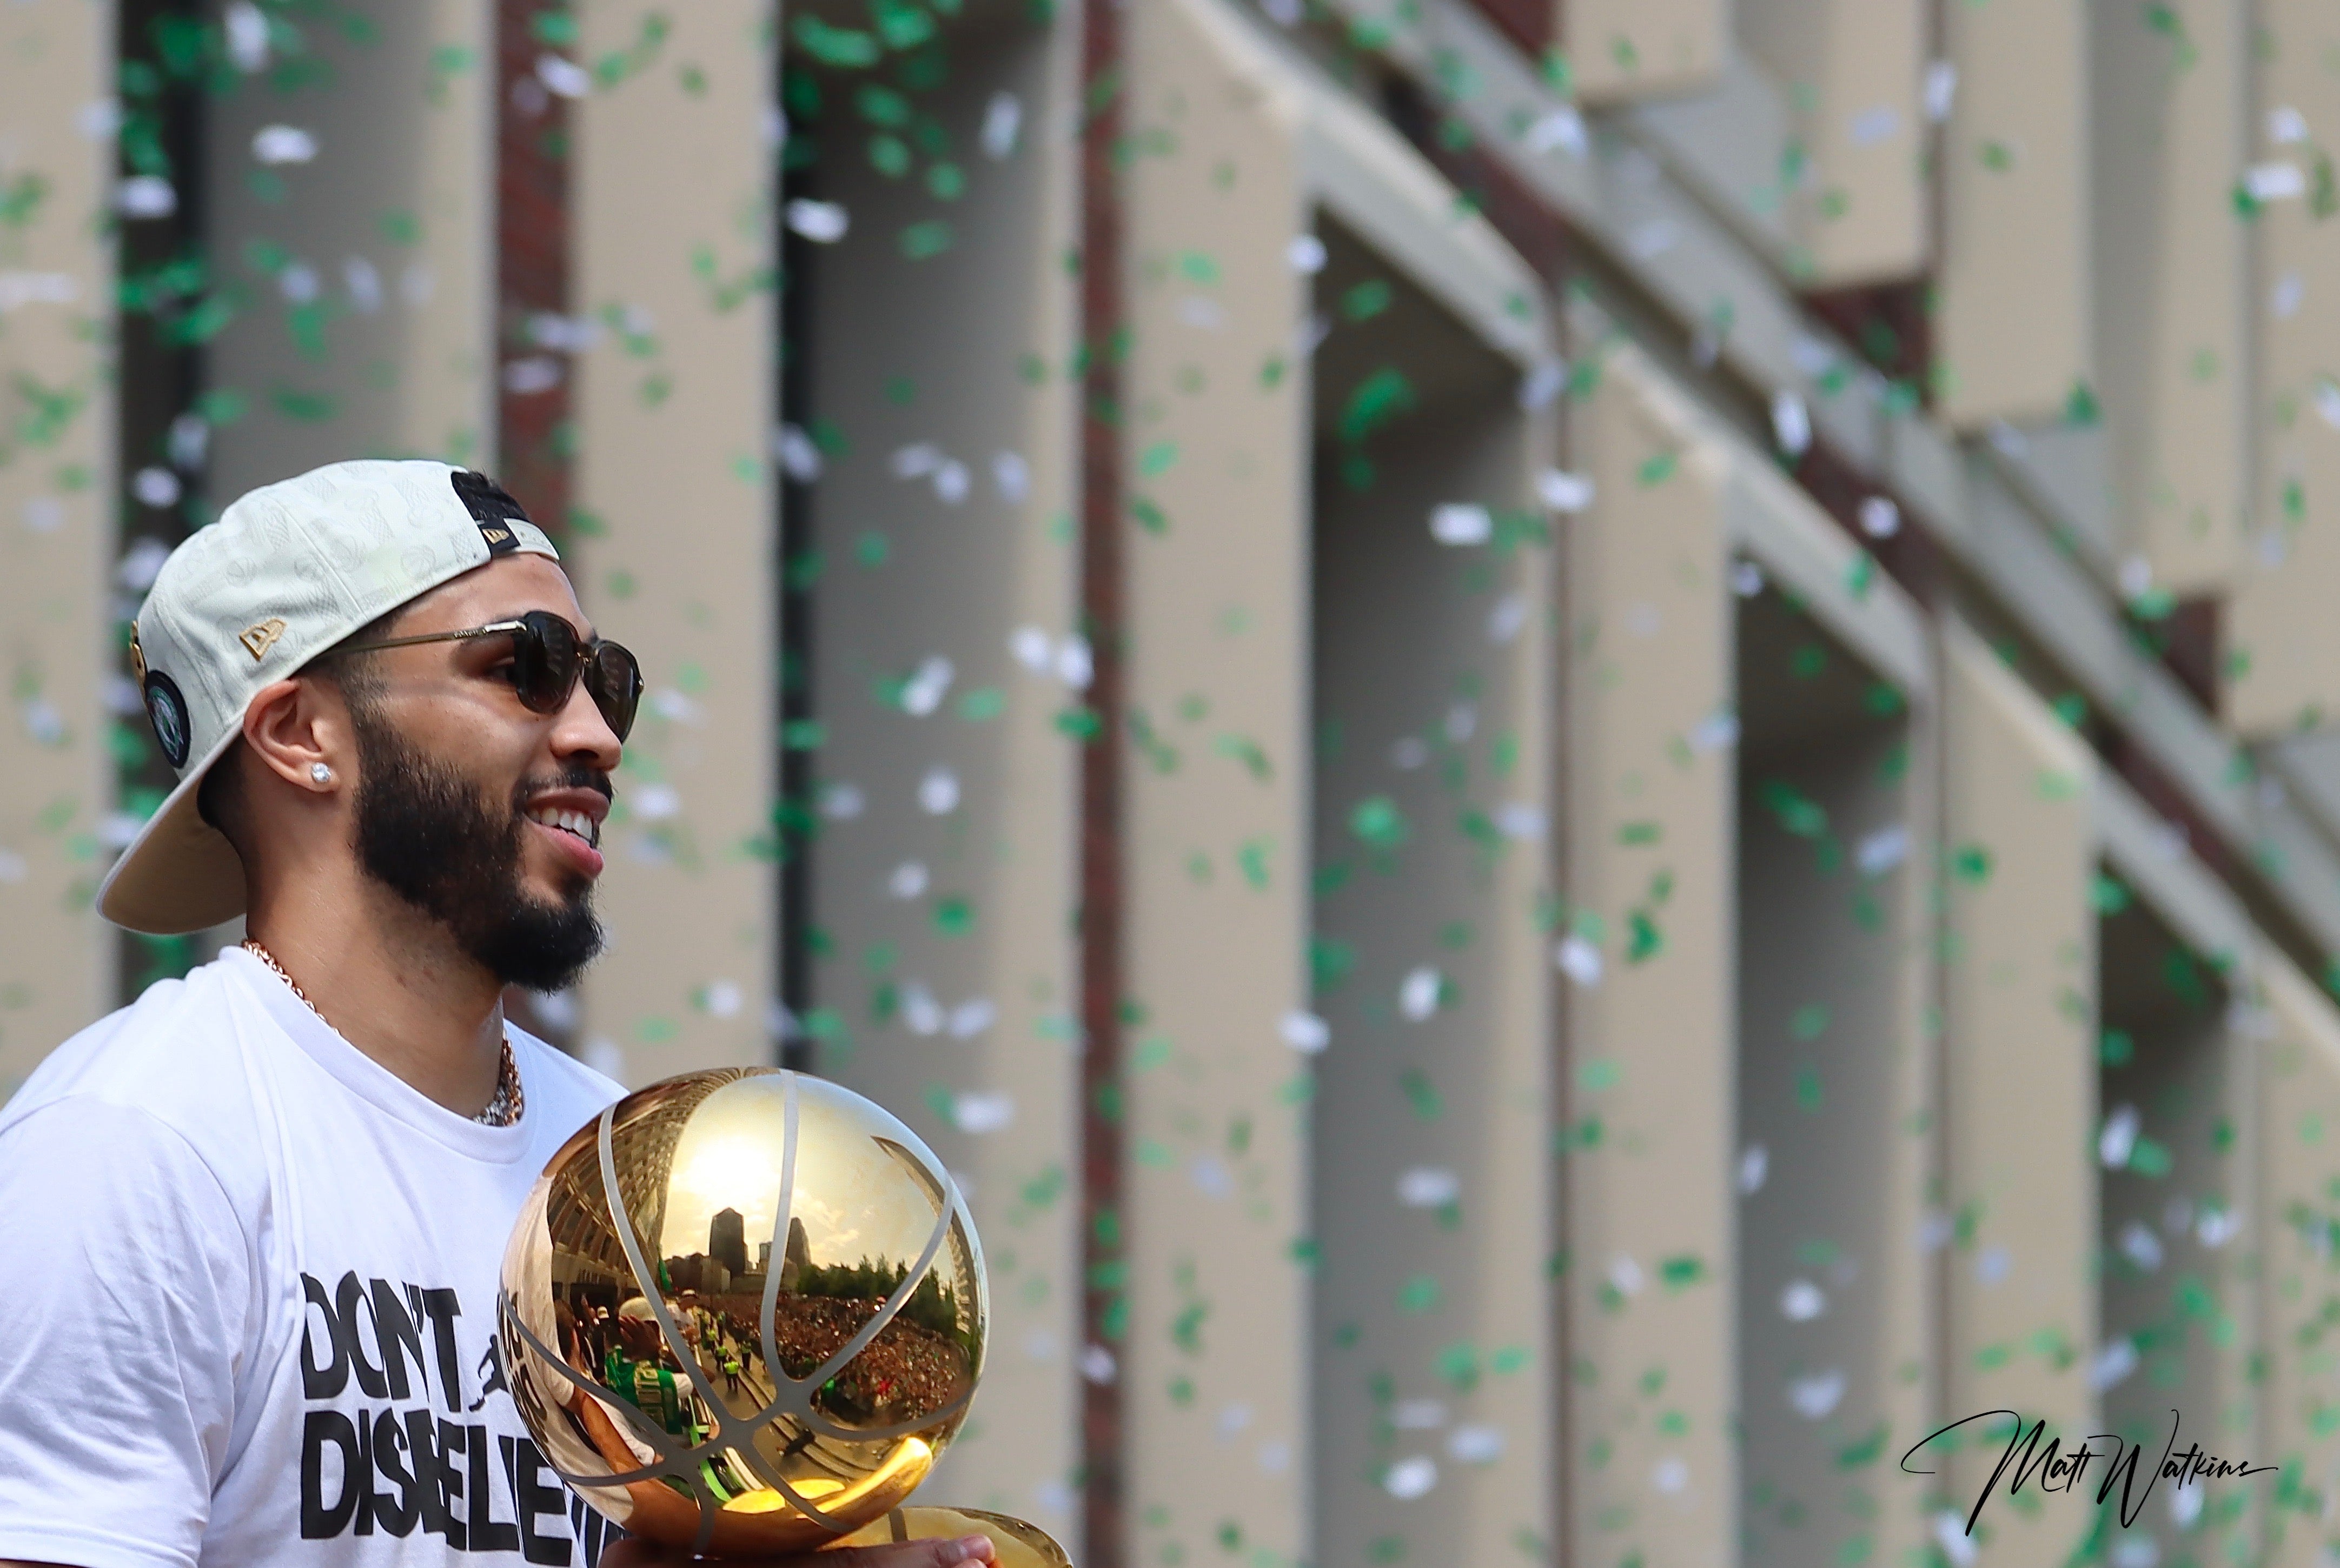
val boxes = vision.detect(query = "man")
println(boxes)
[0,462,993,1568]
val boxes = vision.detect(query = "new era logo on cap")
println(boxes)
[98,460,563,935]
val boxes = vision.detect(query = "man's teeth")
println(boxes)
[526,805,601,849]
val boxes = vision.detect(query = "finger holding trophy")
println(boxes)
[499,1067,1072,1566]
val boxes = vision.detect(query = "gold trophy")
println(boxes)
[499,1068,1071,1565]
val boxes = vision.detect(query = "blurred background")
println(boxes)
[6,0,2340,1564]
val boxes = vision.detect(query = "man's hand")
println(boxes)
[598,1532,998,1567]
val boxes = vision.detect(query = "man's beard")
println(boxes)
[347,705,607,992]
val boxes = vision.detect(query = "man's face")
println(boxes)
[340,556,623,992]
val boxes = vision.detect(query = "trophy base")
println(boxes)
[825,1505,1071,1567]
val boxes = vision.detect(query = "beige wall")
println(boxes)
[1119,0,1315,1558]
[568,0,775,1080]
[2227,0,2340,735]
[1937,0,2092,430]
[0,0,114,1093]
[1566,0,1730,106]
[1938,619,2098,1567]
[2091,0,2250,595]
[207,0,494,501]
[790,0,1085,1534]
[2257,952,2340,1566]
[1736,0,1926,288]
[1559,327,1738,1567]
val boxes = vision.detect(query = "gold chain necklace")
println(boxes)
[240,939,525,1127]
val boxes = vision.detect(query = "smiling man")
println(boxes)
[0,462,991,1568]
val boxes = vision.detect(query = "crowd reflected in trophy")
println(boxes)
[499,1067,1068,1564]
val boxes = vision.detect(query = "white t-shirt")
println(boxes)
[0,947,627,1567]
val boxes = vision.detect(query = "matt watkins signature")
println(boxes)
[1901,1408,2278,1534]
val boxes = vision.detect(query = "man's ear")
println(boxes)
[242,676,350,793]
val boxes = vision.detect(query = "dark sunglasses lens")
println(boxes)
[511,613,579,714]
[587,642,642,740]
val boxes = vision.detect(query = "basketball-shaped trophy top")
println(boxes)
[499,1068,986,1557]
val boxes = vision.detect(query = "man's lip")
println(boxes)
[528,814,606,876]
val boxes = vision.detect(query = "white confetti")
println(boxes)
[117,536,170,590]
[1189,1154,1232,1199]
[980,91,1022,159]
[2099,1104,2142,1169]
[1494,802,1545,840]
[1556,935,1603,988]
[932,459,970,505]
[1787,1369,1845,1419]
[1535,468,1595,512]
[1448,1424,1503,1465]
[947,998,995,1039]
[1487,592,1528,644]
[2247,162,2306,202]
[77,98,122,139]
[2169,1480,2204,1529]
[1689,709,1740,753]
[2119,1219,2163,1271]
[1009,624,1053,673]
[502,357,561,395]
[1933,1512,1979,1568]
[279,262,320,303]
[131,467,181,509]
[901,656,954,716]
[0,848,28,884]
[1855,824,1908,876]
[1731,560,1766,597]
[1858,495,1901,537]
[2090,1337,2139,1395]
[1976,1245,2010,1284]
[952,1091,1015,1134]
[891,442,943,479]
[0,273,77,313]
[1430,503,1492,545]
[2270,105,2310,145]
[2273,271,2305,319]
[1391,1398,1446,1430]
[1286,234,1327,274]
[1177,295,1225,331]
[1078,1344,1117,1384]
[822,782,865,820]
[887,861,930,899]
[2315,380,2340,431]
[1772,389,1812,457]
[117,176,177,218]
[1607,1255,1644,1298]
[343,256,382,313]
[2198,1205,2240,1248]
[702,980,742,1018]
[1780,1279,1826,1321]
[1516,359,1567,410]
[1923,61,1958,124]
[1280,1010,1329,1053]
[21,497,64,534]
[251,125,318,165]
[1523,106,1587,159]
[1399,966,1442,1021]
[225,2,269,71]
[1848,103,1900,147]
[1214,1403,1252,1439]
[992,449,1030,503]
[785,198,850,243]
[918,767,960,815]
[167,414,209,470]
[777,423,824,482]
[1382,1457,1437,1500]
[1397,1167,1459,1208]
[22,697,65,747]
[1651,1457,1689,1495]
[1054,636,1093,690]
[632,782,681,821]
[902,982,944,1036]
[536,54,592,99]
[1736,1144,1768,1195]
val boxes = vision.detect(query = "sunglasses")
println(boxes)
[342,608,644,740]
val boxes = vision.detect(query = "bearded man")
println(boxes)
[0,462,992,1568]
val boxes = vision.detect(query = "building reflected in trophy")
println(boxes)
[498,1067,1069,1565]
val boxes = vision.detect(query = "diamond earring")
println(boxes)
[310,762,334,785]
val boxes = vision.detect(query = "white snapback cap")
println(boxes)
[100,459,561,935]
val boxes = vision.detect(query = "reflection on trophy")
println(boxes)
[498,1068,1070,1565]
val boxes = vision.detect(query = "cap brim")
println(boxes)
[96,726,249,936]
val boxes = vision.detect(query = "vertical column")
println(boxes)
[1935,0,2092,430]
[206,0,495,500]
[1119,0,1311,1560]
[2256,953,2340,1565]
[2096,883,2258,1568]
[569,0,774,1079]
[0,0,115,1091]
[785,0,1085,1533]
[1736,0,1927,287]
[2226,0,2340,736]
[1732,581,1931,1568]
[1937,619,2097,1567]
[1562,0,1729,106]
[2090,0,2250,594]
[1305,220,1557,1567]
[1559,327,1736,1567]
